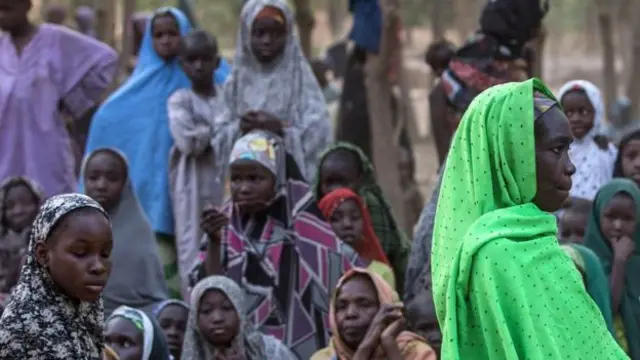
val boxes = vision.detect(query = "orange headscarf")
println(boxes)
[255,6,286,24]
[318,188,390,265]
[326,268,436,360]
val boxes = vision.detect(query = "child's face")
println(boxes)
[600,193,637,244]
[35,210,112,302]
[318,152,362,198]
[329,199,364,247]
[621,139,640,187]
[84,151,127,212]
[3,183,39,233]
[406,300,442,356]
[180,42,218,86]
[197,289,240,347]
[229,160,276,214]
[561,90,595,140]
[250,12,287,64]
[0,0,30,32]
[157,304,188,358]
[152,14,181,61]
[104,317,144,360]
[559,210,588,244]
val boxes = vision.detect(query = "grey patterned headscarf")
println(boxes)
[181,276,267,359]
[0,194,109,360]
[218,0,332,180]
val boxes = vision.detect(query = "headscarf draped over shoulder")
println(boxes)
[432,79,626,359]
[0,194,110,360]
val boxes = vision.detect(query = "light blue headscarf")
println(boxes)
[83,7,229,234]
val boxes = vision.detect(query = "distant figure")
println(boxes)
[75,6,96,38]
[44,3,68,25]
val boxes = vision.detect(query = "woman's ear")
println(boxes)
[34,242,49,268]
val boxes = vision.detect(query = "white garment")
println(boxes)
[558,80,617,200]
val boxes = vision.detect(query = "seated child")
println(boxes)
[319,187,396,288]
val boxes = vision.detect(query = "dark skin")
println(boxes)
[599,193,637,313]
[157,304,189,359]
[3,183,39,233]
[335,275,405,360]
[561,90,595,141]
[198,289,244,359]
[104,317,144,360]
[152,14,181,61]
[0,0,38,54]
[180,34,220,97]
[84,151,128,212]
[532,107,576,212]
[44,4,67,25]
[329,199,364,248]
[559,209,588,244]
[250,11,287,64]
[202,160,275,276]
[620,139,640,187]
[35,209,112,303]
[406,295,441,357]
[318,151,364,198]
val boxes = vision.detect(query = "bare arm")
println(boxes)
[204,234,223,276]
[609,257,627,312]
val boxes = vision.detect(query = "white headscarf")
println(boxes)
[215,0,332,181]
[558,80,617,200]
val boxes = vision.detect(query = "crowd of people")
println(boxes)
[0,0,639,358]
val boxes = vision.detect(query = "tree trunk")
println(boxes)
[327,0,345,40]
[365,0,407,229]
[95,0,116,47]
[531,25,546,79]
[292,0,315,57]
[430,0,446,40]
[597,0,618,116]
[626,0,640,120]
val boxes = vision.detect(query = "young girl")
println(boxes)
[405,290,442,359]
[584,179,640,357]
[181,275,296,359]
[83,148,168,317]
[558,197,592,244]
[105,305,170,360]
[196,130,364,359]
[311,268,437,360]
[315,142,409,294]
[614,129,640,188]
[0,0,117,196]
[0,193,113,359]
[168,30,225,294]
[213,0,332,181]
[318,187,395,288]
[561,244,614,335]
[154,300,189,360]
[85,7,228,298]
[0,177,44,302]
[558,80,617,200]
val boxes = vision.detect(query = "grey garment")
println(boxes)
[213,0,333,181]
[82,148,169,317]
[168,88,225,288]
[182,276,297,360]
[404,168,443,303]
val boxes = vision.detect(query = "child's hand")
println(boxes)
[253,111,285,136]
[613,235,635,262]
[200,206,229,240]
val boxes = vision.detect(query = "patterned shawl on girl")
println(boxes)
[311,268,436,360]
[200,131,363,360]
[213,0,332,181]
[558,80,617,200]
[0,194,109,360]
[181,275,296,360]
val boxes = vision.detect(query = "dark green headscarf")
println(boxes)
[314,142,410,295]
[585,178,640,358]
[562,243,615,334]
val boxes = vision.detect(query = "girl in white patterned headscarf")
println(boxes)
[213,0,332,182]
[181,275,296,360]
[0,194,111,360]
[558,80,618,200]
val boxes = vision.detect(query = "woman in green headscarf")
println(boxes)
[432,78,626,359]
[561,243,614,334]
[314,142,410,295]
[584,179,640,358]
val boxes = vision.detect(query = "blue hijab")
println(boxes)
[84,7,228,235]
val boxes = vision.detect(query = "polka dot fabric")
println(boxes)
[431,79,628,359]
